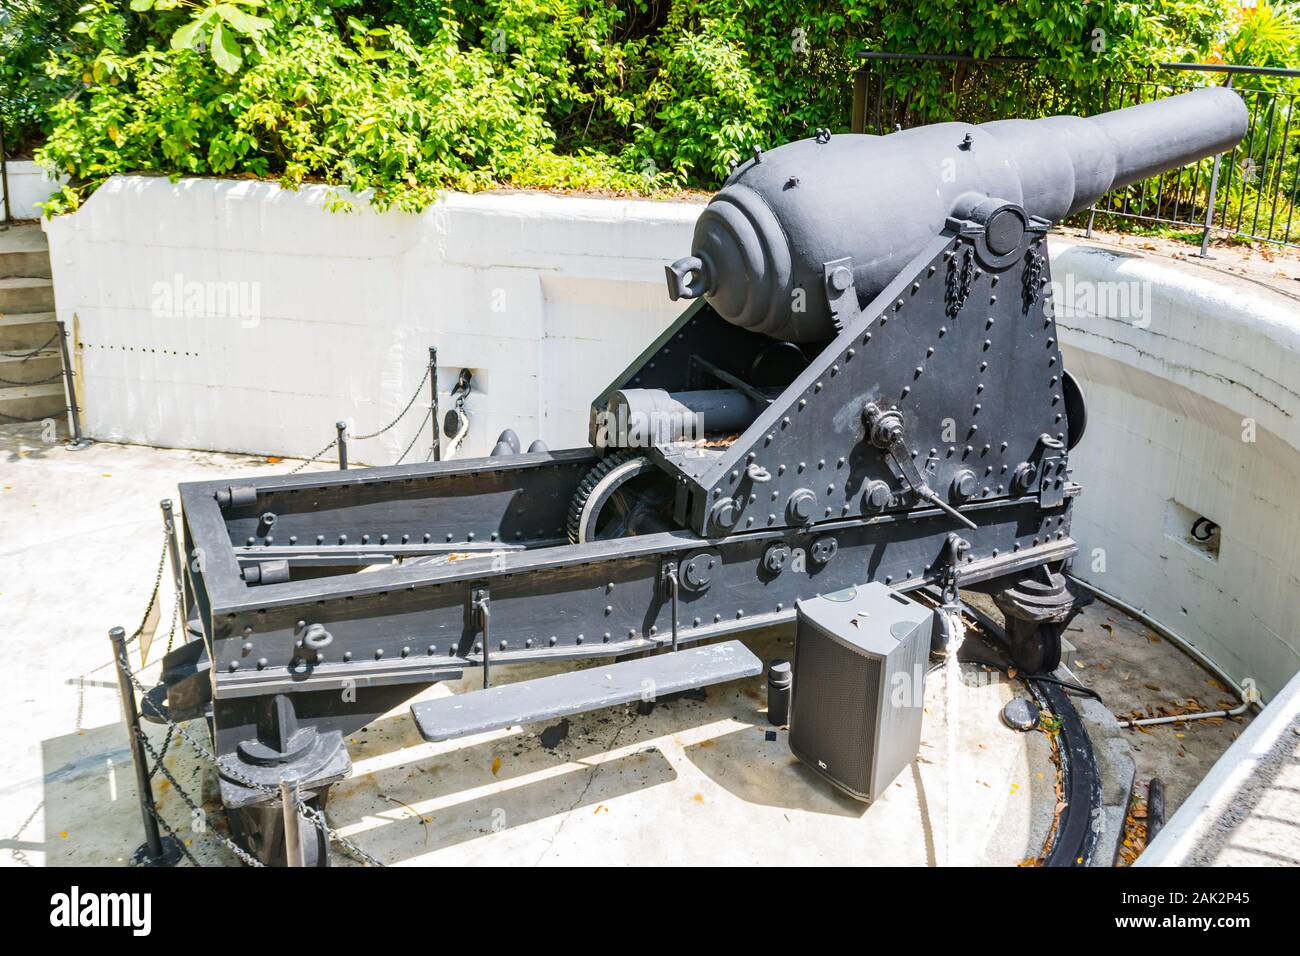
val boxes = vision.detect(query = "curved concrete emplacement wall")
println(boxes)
[43,180,1300,699]
[1054,240,1300,701]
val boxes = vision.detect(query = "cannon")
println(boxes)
[151,87,1246,864]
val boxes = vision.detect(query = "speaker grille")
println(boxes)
[790,622,880,797]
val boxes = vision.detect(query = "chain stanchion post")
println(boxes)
[108,626,181,866]
[56,318,93,450]
[159,499,186,619]
[280,779,305,867]
[428,347,440,462]
[335,420,348,470]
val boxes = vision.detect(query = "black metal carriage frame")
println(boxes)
[159,222,1082,864]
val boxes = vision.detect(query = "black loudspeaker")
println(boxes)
[789,582,933,803]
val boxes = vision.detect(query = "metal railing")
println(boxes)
[853,52,1300,250]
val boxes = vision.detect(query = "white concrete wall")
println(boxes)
[1054,240,1300,700]
[43,178,1300,695]
[44,177,700,461]
[3,160,66,219]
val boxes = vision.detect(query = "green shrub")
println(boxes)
[7,0,1283,214]
[0,0,84,156]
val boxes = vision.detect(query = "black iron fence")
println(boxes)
[853,52,1300,250]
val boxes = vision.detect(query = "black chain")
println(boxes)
[945,246,975,317]
[130,722,263,867]
[1023,245,1046,311]
[108,479,388,867]
[140,805,202,868]
[0,369,63,386]
[393,404,434,465]
[124,530,170,649]
[121,656,385,867]
[149,723,176,779]
[290,363,432,471]
[287,438,338,474]
[350,363,432,440]
[164,599,180,655]
[0,332,58,359]
[7,800,43,867]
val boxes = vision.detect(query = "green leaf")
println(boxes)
[129,0,155,11]
[211,21,243,74]
[170,17,206,51]
[215,4,273,35]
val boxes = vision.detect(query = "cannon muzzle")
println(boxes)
[668,87,1247,341]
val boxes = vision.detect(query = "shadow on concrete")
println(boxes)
[331,747,678,861]
[681,725,869,818]
[31,721,140,866]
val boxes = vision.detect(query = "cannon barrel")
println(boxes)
[666,87,1248,342]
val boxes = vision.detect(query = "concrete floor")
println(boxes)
[2,423,1233,866]
[1062,598,1252,819]
[1150,673,1300,867]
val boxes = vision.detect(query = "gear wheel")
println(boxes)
[566,451,673,544]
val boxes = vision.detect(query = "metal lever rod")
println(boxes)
[885,437,978,531]
[913,484,979,532]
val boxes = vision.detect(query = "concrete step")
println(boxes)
[0,381,62,402]
[0,313,59,352]
[0,310,56,328]
[0,277,54,314]
[0,346,59,365]
[0,224,51,279]
[0,352,61,393]
[0,380,65,424]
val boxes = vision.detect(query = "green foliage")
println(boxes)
[128,0,276,75]
[0,0,84,156]
[1223,1,1300,67]
[5,0,1294,214]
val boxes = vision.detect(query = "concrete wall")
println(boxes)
[44,178,1300,695]
[1053,241,1300,700]
[3,161,66,220]
[44,176,700,461]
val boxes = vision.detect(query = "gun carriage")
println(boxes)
[150,87,1247,865]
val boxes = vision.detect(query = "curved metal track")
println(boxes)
[1032,678,1102,867]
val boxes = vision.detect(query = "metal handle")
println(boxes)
[665,256,711,301]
